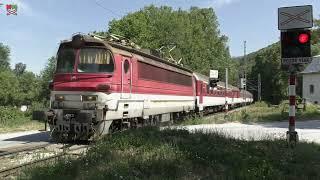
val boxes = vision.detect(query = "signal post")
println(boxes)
[278,5,313,145]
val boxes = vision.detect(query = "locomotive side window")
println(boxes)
[56,48,75,73]
[78,48,114,73]
[123,60,130,73]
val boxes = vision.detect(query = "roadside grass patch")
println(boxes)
[23,127,320,179]
[181,101,320,125]
[0,106,43,133]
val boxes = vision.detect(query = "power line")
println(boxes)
[93,0,122,18]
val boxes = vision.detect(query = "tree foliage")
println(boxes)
[14,62,27,76]
[39,56,56,103]
[17,71,41,105]
[0,69,41,106]
[245,43,287,104]
[106,6,237,84]
[0,70,20,106]
[0,44,43,106]
[311,18,320,56]
[0,43,10,70]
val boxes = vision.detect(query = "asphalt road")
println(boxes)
[182,120,320,143]
[0,131,50,150]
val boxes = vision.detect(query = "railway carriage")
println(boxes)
[46,34,253,141]
[194,73,253,115]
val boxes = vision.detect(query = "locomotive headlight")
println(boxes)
[82,95,97,101]
[55,95,65,101]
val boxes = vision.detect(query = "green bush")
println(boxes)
[24,102,46,118]
[252,101,268,107]
[0,106,30,127]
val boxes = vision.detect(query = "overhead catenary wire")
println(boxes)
[93,0,122,18]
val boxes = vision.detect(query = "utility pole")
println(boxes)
[258,73,261,101]
[225,68,228,112]
[244,41,246,81]
[244,41,247,105]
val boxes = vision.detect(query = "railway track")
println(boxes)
[0,144,88,178]
[0,143,50,159]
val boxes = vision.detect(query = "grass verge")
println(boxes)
[23,127,320,179]
[0,106,44,133]
[181,101,320,125]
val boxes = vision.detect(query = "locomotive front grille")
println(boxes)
[63,110,80,122]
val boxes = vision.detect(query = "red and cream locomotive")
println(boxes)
[46,34,253,141]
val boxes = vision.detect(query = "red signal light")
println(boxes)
[298,33,309,44]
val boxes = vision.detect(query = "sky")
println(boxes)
[0,0,319,74]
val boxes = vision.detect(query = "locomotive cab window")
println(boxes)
[56,48,75,73]
[78,48,114,73]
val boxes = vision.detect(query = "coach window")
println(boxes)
[124,60,130,73]
[310,84,314,94]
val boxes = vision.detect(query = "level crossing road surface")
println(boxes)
[181,120,320,143]
[0,130,50,151]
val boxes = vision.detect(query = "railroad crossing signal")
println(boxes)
[240,78,246,89]
[209,69,219,88]
[278,5,313,67]
[278,5,313,145]
[278,5,313,30]
[281,29,312,65]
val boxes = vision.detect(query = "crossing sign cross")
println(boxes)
[278,5,313,30]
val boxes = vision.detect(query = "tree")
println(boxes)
[0,70,19,106]
[14,62,26,76]
[106,6,237,84]
[17,71,41,105]
[0,43,10,70]
[246,43,287,104]
[39,56,56,103]
[311,17,320,56]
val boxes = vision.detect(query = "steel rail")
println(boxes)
[0,143,50,158]
[0,145,88,178]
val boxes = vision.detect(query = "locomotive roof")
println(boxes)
[61,34,194,75]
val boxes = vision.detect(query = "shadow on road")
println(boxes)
[2,132,50,143]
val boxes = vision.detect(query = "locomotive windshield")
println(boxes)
[78,48,114,73]
[56,48,75,73]
[56,47,114,73]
